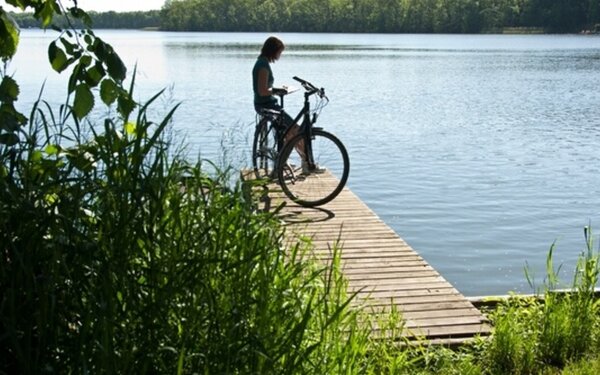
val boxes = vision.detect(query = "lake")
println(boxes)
[13,29,600,296]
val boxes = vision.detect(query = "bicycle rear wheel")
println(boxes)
[277,129,349,207]
[252,118,278,179]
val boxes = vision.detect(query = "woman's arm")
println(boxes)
[257,68,271,97]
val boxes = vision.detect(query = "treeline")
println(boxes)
[12,10,160,29]
[160,0,600,33]
[90,10,160,29]
[11,0,600,33]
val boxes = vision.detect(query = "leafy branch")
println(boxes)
[0,0,135,148]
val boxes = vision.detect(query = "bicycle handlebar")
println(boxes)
[293,76,327,100]
[293,76,314,87]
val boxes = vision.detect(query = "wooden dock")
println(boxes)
[248,170,491,345]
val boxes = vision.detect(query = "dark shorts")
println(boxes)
[254,102,295,129]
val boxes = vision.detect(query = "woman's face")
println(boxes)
[275,48,283,61]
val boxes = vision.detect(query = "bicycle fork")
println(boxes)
[303,116,321,169]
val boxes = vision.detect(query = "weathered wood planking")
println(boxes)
[246,169,491,344]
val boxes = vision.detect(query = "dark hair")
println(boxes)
[260,36,285,62]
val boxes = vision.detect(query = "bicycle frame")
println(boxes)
[253,76,348,207]
[280,81,325,169]
[254,76,326,173]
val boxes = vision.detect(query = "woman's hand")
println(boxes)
[272,87,288,96]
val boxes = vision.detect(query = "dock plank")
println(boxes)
[246,170,491,344]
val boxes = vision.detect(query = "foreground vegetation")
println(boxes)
[2,1,600,374]
[0,88,385,373]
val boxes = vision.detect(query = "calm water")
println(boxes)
[13,30,600,296]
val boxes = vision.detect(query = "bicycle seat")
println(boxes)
[258,108,281,120]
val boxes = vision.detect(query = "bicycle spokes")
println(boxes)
[252,120,279,179]
[277,129,349,207]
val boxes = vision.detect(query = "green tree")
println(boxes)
[370,0,404,32]
[159,0,596,33]
[589,0,600,27]
[461,0,482,32]
[400,0,436,33]
[89,10,161,29]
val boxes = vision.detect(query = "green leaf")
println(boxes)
[107,53,126,82]
[124,122,136,135]
[80,54,92,67]
[83,34,92,46]
[0,102,27,131]
[31,150,43,162]
[60,36,76,55]
[70,7,93,27]
[51,0,62,14]
[85,65,104,87]
[0,76,20,102]
[38,0,56,27]
[45,144,60,155]
[68,61,85,93]
[48,41,69,73]
[117,91,136,118]
[94,40,108,60]
[44,193,59,205]
[100,78,118,105]
[102,44,127,82]
[0,12,20,60]
[73,84,94,120]
[0,133,19,146]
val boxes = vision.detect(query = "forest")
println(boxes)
[160,0,600,33]
[9,0,600,33]
[12,10,161,29]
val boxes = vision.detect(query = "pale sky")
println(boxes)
[3,1,166,12]
[76,0,166,12]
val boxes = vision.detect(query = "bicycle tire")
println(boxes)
[277,129,349,207]
[251,118,278,179]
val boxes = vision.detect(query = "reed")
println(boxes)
[483,227,600,374]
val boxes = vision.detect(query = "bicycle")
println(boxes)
[252,76,350,207]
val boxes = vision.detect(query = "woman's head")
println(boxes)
[260,36,285,62]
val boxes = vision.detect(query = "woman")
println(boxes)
[252,36,323,174]
[252,36,293,127]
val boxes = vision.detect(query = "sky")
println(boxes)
[75,0,165,12]
[3,1,166,12]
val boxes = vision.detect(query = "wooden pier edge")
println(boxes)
[242,169,492,345]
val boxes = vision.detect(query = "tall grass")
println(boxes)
[485,295,541,374]
[484,227,600,374]
[0,87,394,373]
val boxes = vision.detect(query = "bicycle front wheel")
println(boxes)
[277,129,349,207]
[252,118,277,179]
